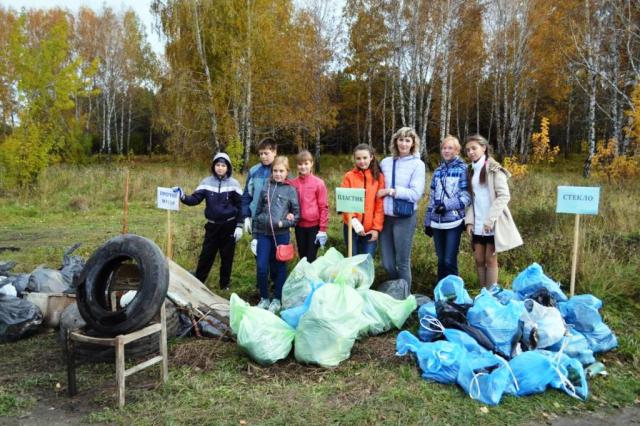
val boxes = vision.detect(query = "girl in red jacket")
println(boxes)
[289,150,329,262]
[340,144,385,257]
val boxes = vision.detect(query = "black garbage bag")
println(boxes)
[528,287,557,307]
[0,295,43,342]
[27,267,68,293]
[7,274,30,295]
[60,243,84,293]
[436,300,495,353]
[0,261,17,275]
[376,279,410,300]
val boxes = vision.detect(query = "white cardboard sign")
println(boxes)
[157,187,180,211]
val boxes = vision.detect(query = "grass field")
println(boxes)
[1,155,639,424]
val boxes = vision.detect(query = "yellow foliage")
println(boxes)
[0,123,50,189]
[502,156,528,179]
[624,82,640,155]
[531,117,560,164]
[223,136,244,172]
[592,139,640,183]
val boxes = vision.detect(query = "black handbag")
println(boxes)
[392,158,415,217]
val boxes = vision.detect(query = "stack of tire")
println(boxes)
[59,234,179,361]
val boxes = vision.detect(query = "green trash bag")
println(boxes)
[358,289,417,337]
[294,283,371,367]
[282,258,322,309]
[230,293,295,365]
[311,248,344,282]
[332,254,375,290]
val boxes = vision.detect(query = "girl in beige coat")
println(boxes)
[464,135,522,288]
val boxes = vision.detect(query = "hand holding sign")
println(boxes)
[157,187,180,211]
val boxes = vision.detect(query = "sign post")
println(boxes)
[556,186,600,296]
[157,187,180,259]
[122,169,130,234]
[335,188,365,257]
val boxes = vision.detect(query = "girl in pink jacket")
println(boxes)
[289,150,329,262]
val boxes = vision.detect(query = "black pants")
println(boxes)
[295,225,320,262]
[195,221,236,288]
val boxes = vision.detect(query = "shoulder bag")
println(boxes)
[267,183,295,262]
[392,158,415,217]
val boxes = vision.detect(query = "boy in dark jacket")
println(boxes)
[175,153,243,290]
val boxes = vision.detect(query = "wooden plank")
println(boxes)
[120,323,161,344]
[160,303,168,383]
[167,259,230,318]
[116,337,125,408]
[124,356,163,377]
[70,332,117,346]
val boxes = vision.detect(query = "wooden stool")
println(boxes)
[66,304,168,408]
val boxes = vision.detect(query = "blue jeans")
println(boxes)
[256,233,290,300]
[380,213,418,290]
[342,224,377,257]
[432,224,464,281]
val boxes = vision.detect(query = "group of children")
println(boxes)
[176,130,521,314]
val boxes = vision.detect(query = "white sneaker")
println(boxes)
[257,298,271,309]
[268,299,281,314]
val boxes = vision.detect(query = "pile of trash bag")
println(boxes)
[230,248,417,367]
[0,246,86,342]
[403,264,617,405]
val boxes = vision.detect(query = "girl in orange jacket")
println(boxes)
[340,144,385,257]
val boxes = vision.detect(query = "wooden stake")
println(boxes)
[570,214,580,297]
[347,213,353,258]
[166,210,173,259]
[122,168,130,234]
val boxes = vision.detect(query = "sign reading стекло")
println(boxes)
[556,186,600,215]
[335,188,365,213]
[157,187,180,211]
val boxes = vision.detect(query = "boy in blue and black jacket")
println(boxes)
[241,137,277,255]
[176,152,243,290]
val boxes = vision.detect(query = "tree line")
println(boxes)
[0,0,639,188]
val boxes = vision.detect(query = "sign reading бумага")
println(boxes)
[556,186,600,215]
[157,187,180,211]
[335,188,365,213]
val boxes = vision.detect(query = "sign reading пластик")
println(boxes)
[335,188,365,213]
[556,186,600,215]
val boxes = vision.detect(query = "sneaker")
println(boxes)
[268,299,281,314]
[257,298,271,309]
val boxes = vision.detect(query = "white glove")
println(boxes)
[234,227,243,242]
[250,239,258,256]
[351,217,364,235]
[171,186,184,200]
[244,217,252,234]
[315,231,328,247]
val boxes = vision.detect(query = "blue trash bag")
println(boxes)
[280,282,324,329]
[396,331,465,384]
[512,263,567,302]
[486,283,519,305]
[457,351,513,406]
[418,301,442,342]
[547,325,596,365]
[444,328,489,355]
[506,350,557,396]
[434,275,472,304]
[558,296,617,353]
[538,350,589,400]
[467,289,525,358]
